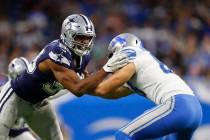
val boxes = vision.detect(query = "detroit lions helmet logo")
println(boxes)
[110,37,127,49]
[108,36,127,57]
[49,51,71,66]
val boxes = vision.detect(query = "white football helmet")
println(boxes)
[107,33,142,58]
[8,57,29,79]
[60,14,96,56]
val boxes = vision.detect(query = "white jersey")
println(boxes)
[123,46,194,104]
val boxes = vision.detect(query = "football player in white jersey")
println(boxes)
[91,33,203,140]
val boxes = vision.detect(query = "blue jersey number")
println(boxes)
[151,54,173,74]
[159,62,173,74]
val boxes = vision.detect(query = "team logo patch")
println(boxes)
[49,51,70,66]
[111,37,127,48]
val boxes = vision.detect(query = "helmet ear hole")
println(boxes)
[136,40,138,44]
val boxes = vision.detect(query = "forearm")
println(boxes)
[92,90,121,99]
[75,68,108,93]
[92,86,133,99]
[49,50,129,96]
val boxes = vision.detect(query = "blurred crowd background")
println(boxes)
[0,0,209,101]
[0,0,210,139]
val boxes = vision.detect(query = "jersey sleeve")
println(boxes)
[48,46,72,69]
[121,47,140,71]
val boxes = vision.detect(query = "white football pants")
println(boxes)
[0,81,63,140]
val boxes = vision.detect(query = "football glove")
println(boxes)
[103,51,129,73]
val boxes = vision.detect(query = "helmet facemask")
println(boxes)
[60,14,96,56]
[71,34,94,56]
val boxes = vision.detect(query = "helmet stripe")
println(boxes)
[80,14,89,26]
[80,14,93,32]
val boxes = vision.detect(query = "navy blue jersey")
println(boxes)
[11,40,90,103]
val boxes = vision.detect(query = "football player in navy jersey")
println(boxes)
[6,57,80,140]
[0,14,129,140]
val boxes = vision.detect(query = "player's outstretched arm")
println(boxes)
[93,86,134,99]
[42,59,105,96]
[41,52,129,96]
[92,63,136,99]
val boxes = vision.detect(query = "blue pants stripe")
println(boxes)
[130,97,174,136]
[120,103,165,132]
[115,94,202,140]
[120,97,174,136]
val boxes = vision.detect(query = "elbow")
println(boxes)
[95,88,109,96]
[71,88,80,95]
[95,88,120,99]
[71,86,84,95]
[69,87,83,97]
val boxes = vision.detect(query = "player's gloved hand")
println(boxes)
[103,51,129,73]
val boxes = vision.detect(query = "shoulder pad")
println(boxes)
[48,43,72,68]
